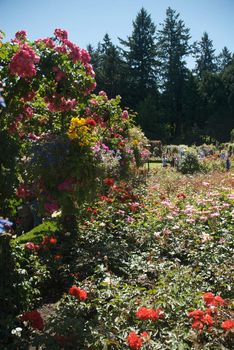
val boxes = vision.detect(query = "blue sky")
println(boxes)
[1,0,233,65]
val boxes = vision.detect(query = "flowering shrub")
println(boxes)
[0,29,149,231]
[187,292,234,347]
[9,44,40,78]
[4,168,232,349]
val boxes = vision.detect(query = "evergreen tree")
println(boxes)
[222,59,234,115]
[198,71,232,142]
[217,46,233,72]
[119,7,158,106]
[193,32,217,76]
[87,43,102,73]
[157,7,191,140]
[136,92,166,140]
[88,35,126,99]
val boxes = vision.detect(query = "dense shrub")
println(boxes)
[178,151,201,174]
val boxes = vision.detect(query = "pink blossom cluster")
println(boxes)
[122,110,129,119]
[35,37,55,49]
[52,29,95,78]
[44,94,77,112]
[25,242,40,251]
[54,28,68,41]
[15,30,27,40]
[28,133,41,141]
[65,42,92,68]
[9,44,40,78]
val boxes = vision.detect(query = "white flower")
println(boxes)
[51,210,61,218]
[11,327,22,337]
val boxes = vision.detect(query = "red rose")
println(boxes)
[127,331,142,350]
[201,314,213,327]
[68,285,88,301]
[104,178,115,186]
[136,307,164,322]
[149,308,164,321]
[203,292,225,307]
[21,310,44,331]
[213,295,225,306]
[192,319,204,330]
[136,307,150,320]
[49,237,57,245]
[222,320,234,331]
[86,117,96,126]
[203,292,215,306]
[140,331,149,338]
[188,310,205,318]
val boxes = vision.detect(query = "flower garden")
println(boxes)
[0,29,234,349]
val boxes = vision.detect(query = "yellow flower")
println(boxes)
[67,117,97,147]
[131,139,139,146]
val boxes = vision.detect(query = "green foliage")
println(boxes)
[178,152,201,174]
[4,166,234,349]
[119,7,158,101]
[0,239,49,348]
[193,32,217,76]
[0,130,19,216]
[14,221,58,244]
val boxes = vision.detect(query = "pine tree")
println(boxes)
[217,46,233,72]
[119,7,158,105]
[88,35,125,98]
[193,32,217,76]
[157,7,191,139]
[87,43,102,73]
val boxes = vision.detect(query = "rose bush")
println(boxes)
[0,29,149,232]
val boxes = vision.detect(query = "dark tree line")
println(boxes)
[88,7,234,144]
